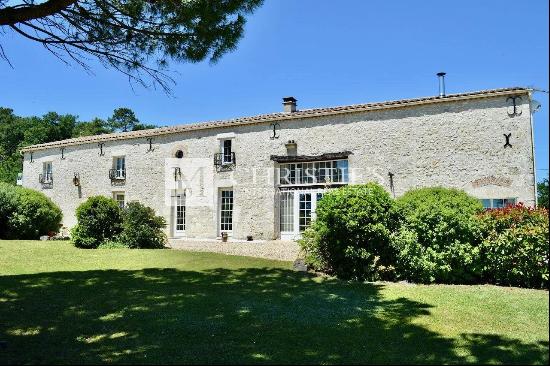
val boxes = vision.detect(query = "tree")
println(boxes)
[538,178,549,209]
[107,107,138,132]
[0,0,263,92]
[107,107,156,132]
[73,117,111,136]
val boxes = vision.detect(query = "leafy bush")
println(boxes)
[478,204,549,289]
[391,187,484,284]
[118,201,167,249]
[97,240,129,249]
[0,182,62,239]
[71,196,123,248]
[299,183,399,281]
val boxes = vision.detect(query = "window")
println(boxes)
[299,193,312,232]
[113,157,126,179]
[175,150,184,159]
[41,162,53,183]
[280,191,294,232]
[481,198,517,209]
[113,192,125,209]
[222,140,233,164]
[175,193,185,232]
[279,159,349,185]
[220,189,233,232]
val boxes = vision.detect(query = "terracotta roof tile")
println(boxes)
[21,87,530,152]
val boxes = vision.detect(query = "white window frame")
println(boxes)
[42,161,53,183]
[280,188,327,240]
[279,159,349,187]
[220,139,233,165]
[113,156,126,179]
[481,198,517,209]
[113,192,125,209]
[174,192,186,235]
[219,189,234,234]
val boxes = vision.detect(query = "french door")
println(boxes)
[280,189,325,240]
[174,193,186,236]
[219,189,234,234]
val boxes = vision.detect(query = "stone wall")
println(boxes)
[22,93,536,240]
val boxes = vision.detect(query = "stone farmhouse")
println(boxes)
[21,86,537,241]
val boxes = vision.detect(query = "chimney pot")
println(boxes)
[282,96,297,113]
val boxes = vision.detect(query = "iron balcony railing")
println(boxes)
[214,152,236,166]
[39,173,53,184]
[109,169,126,180]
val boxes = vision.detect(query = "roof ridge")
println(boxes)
[21,86,530,152]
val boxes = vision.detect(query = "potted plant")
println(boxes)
[221,232,228,242]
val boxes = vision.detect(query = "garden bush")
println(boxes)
[117,201,167,249]
[0,182,62,239]
[299,183,399,281]
[71,196,123,248]
[391,187,484,284]
[477,204,549,289]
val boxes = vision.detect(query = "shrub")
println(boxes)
[71,196,123,248]
[392,187,484,284]
[118,201,167,249]
[0,182,62,239]
[98,240,129,249]
[299,183,399,281]
[478,204,549,289]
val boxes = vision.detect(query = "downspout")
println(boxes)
[528,91,538,207]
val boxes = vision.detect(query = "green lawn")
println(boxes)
[0,241,548,364]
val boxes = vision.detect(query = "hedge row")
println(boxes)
[300,184,549,289]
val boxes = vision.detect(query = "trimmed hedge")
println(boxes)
[299,183,399,281]
[0,182,62,239]
[71,196,123,248]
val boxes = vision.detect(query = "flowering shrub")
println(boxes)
[478,204,549,289]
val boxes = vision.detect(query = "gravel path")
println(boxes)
[167,239,300,261]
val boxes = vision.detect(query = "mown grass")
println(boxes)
[0,240,548,364]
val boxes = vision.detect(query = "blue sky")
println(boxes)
[1,0,548,179]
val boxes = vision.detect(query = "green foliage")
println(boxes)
[118,201,167,249]
[1,0,264,91]
[538,178,549,209]
[0,107,156,184]
[71,196,123,249]
[71,198,165,249]
[73,118,112,137]
[299,183,399,281]
[478,204,549,289]
[97,240,130,249]
[0,182,62,239]
[391,187,484,284]
[107,108,140,132]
